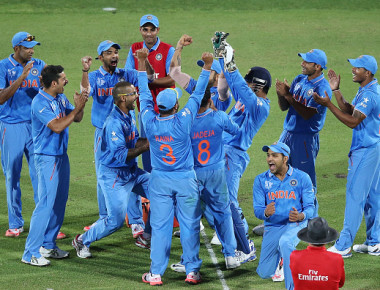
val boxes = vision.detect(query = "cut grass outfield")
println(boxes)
[0,0,380,289]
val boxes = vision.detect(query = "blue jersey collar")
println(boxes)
[39,89,57,101]
[99,66,120,76]
[308,72,325,84]
[143,37,161,52]
[114,105,132,120]
[359,78,378,91]
[268,165,294,178]
[8,54,34,67]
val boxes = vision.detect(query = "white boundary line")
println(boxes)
[200,229,230,290]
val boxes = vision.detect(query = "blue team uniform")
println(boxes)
[279,73,332,193]
[334,79,380,251]
[186,78,232,112]
[87,66,139,222]
[81,105,150,247]
[0,55,45,230]
[22,90,74,261]
[219,58,271,234]
[138,69,210,276]
[253,166,315,290]
[191,109,239,257]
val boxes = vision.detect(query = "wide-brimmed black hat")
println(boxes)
[297,217,338,245]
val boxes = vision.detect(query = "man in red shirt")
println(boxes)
[124,14,175,239]
[290,217,345,290]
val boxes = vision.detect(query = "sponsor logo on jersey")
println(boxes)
[267,190,296,200]
[298,270,328,281]
[61,99,66,107]
[97,78,106,86]
[265,180,273,189]
[290,179,298,186]
[111,131,119,141]
[8,69,16,77]
[307,89,314,96]
[31,68,39,76]
[51,103,56,111]
[155,53,162,61]
[118,76,125,82]
[294,83,301,92]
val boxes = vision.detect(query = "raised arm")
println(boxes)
[327,69,354,114]
[80,56,92,93]
[169,34,193,89]
[0,61,34,104]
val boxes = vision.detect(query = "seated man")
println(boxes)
[291,217,345,289]
[253,142,315,290]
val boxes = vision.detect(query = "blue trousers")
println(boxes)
[224,145,250,234]
[279,130,319,217]
[149,169,202,276]
[335,142,380,250]
[83,165,150,247]
[197,164,236,256]
[94,128,107,219]
[22,154,70,261]
[257,220,307,290]
[0,121,38,229]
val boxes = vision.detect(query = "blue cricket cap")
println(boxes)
[140,14,159,27]
[156,88,183,111]
[262,142,290,157]
[196,59,222,74]
[348,55,378,75]
[96,40,121,59]
[298,49,327,70]
[12,32,40,48]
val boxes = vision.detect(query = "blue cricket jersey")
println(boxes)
[253,165,315,226]
[191,109,238,169]
[0,55,45,123]
[88,66,138,129]
[186,78,232,112]
[284,74,332,133]
[98,105,139,169]
[219,59,270,152]
[138,69,210,171]
[31,89,74,156]
[350,79,380,152]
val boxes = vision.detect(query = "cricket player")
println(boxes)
[137,48,212,286]
[171,86,241,273]
[0,32,44,237]
[313,55,380,258]
[212,32,271,252]
[125,14,176,234]
[253,142,315,290]
[22,65,87,266]
[80,40,154,238]
[72,81,151,258]
[276,49,332,198]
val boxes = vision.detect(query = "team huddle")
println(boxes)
[1,13,379,290]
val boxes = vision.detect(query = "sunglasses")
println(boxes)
[118,91,138,97]
[16,35,35,47]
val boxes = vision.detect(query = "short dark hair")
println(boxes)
[112,81,132,102]
[41,65,64,89]
[200,86,212,108]
[158,103,177,115]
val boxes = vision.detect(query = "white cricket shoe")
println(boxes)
[40,247,69,259]
[353,243,380,256]
[272,258,284,282]
[131,224,144,239]
[225,255,241,269]
[200,220,205,231]
[235,240,257,264]
[170,262,186,273]
[327,245,352,258]
[22,256,50,267]
[72,234,92,258]
[211,232,221,245]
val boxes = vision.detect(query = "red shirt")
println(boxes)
[131,41,174,112]
[290,245,345,290]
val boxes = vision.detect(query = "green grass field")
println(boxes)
[1,0,380,289]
